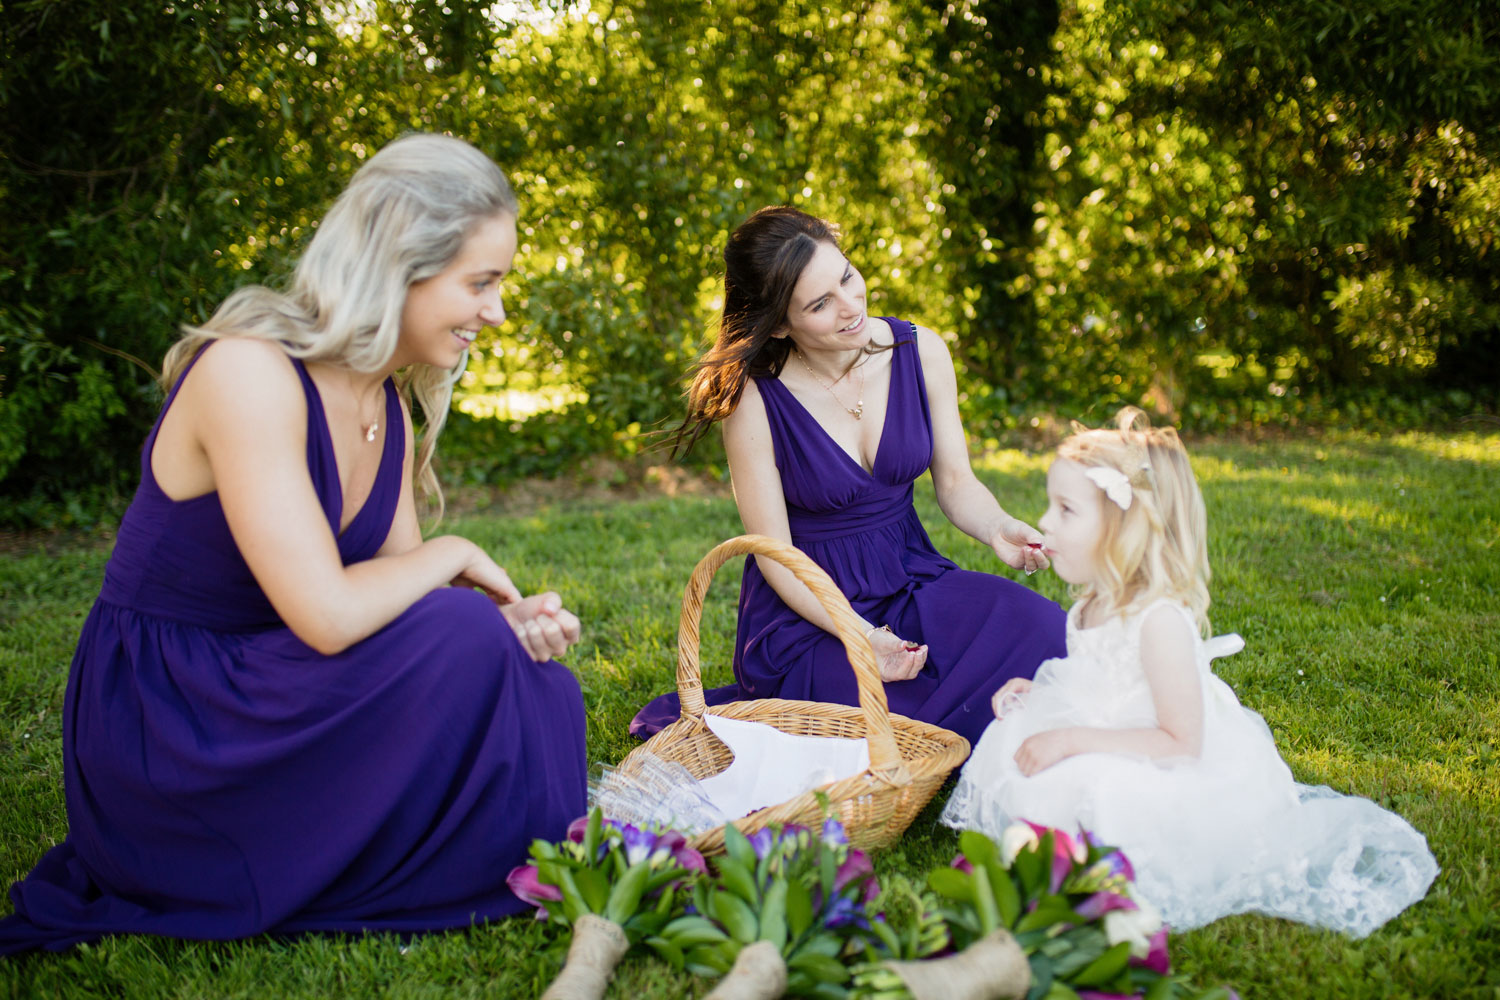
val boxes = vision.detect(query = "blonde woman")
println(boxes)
[941,408,1437,936]
[0,134,586,955]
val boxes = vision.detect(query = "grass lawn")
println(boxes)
[1,429,1497,998]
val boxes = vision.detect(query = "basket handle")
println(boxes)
[675,533,905,778]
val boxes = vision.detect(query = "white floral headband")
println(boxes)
[1084,466,1134,510]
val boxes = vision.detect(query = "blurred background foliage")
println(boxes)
[2,0,1496,527]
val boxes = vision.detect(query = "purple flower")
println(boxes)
[1093,847,1135,884]
[821,891,868,929]
[1074,890,1137,921]
[1130,926,1171,975]
[821,818,849,847]
[617,822,658,866]
[951,855,975,875]
[657,830,707,873]
[747,827,776,859]
[834,849,878,904]
[566,815,590,843]
[1025,821,1085,893]
[505,863,561,916]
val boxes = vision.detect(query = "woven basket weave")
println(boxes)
[623,533,971,856]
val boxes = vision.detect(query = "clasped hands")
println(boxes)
[450,544,581,663]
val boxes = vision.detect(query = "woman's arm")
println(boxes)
[723,380,925,681]
[917,326,1047,573]
[371,386,579,661]
[177,339,524,656]
[1013,604,1203,775]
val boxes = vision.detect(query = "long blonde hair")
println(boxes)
[1058,407,1211,633]
[162,132,519,519]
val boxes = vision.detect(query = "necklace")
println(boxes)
[794,348,865,420]
[345,371,382,443]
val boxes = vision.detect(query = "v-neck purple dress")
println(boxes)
[1,346,587,956]
[631,319,1066,748]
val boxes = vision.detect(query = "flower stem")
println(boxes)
[703,941,788,1000]
[541,913,631,1000]
[883,928,1030,1000]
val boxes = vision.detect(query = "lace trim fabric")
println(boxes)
[940,601,1438,936]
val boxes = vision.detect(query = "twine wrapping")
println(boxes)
[883,928,1030,1000]
[702,941,789,1000]
[540,913,631,1000]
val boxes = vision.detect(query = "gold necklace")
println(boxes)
[794,349,865,420]
[345,372,382,443]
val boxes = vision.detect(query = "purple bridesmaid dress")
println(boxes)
[631,319,1067,748]
[1,346,586,955]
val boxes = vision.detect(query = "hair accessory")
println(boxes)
[1084,466,1133,510]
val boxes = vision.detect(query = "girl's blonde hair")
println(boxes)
[1058,406,1211,633]
[161,132,519,521]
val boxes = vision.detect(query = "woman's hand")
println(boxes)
[501,592,582,662]
[867,626,927,683]
[448,540,524,606]
[990,516,1049,575]
[1014,727,1076,776]
[991,677,1033,718]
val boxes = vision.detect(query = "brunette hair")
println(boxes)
[673,205,879,455]
[1058,407,1211,634]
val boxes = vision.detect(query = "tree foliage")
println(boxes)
[2,0,1496,524]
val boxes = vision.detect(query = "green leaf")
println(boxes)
[1071,941,1132,988]
[927,866,975,903]
[723,823,756,869]
[713,889,760,944]
[759,878,789,950]
[786,878,815,939]
[583,809,603,866]
[960,829,1002,870]
[972,864,1002,936]
[646,936,684,968]
[717,854,761,907]
[573,866,611,915]
[604,861,650,924]
[788,951,850,984]
[990,862,1023,926]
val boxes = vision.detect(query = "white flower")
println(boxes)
[1103,894,1164,959]
[999,822,1040,866]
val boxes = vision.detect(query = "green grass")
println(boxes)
[2,429,1497,998]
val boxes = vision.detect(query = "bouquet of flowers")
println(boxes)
[854,823,1238,1000]
[507,808,706,1000]
[648,817,880,999]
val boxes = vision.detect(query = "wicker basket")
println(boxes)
[623,533,971,855]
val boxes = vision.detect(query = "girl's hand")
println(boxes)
[449,540,524,606]
[990,517,1049,575]
[991,677,1033,718]
[1014,728,1076,776]
[868,626,927,682]
[501,592,583,662]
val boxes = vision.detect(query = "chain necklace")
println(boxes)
[794,348,865,420]
[345,371,383,442]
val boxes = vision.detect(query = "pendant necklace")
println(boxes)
[346,372,382,442]
[795,349,865,420]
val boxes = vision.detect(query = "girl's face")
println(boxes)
[1038,458,1108,587]
[397,212,517,370]
[774,240,870,353]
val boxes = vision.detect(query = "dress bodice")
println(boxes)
[97,345,404,631]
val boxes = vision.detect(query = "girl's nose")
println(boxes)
[480,289,506,326]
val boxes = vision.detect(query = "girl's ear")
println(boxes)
[770,326,789,340]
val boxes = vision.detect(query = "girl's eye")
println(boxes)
[811,298,828,312]
[840,268,853,285]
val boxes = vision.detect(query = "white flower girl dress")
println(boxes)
[940,599,1438,936]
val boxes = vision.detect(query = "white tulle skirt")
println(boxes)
[941,639,1439,936]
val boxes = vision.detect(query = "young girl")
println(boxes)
[940,408,1437,936]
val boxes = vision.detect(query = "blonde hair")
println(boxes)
[1058,406,1211,634]
[162,132,519,521]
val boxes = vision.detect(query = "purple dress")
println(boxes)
[0,347,586,956]
[631,319,1067,748]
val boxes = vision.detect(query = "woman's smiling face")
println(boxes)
[775,240,870,351]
